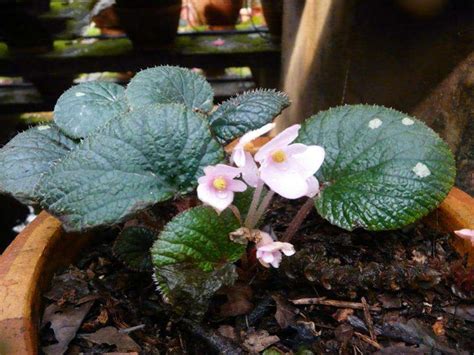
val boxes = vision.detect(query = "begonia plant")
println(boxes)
[0,66,456,318]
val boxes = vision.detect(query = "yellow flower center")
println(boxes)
[271,149,287,163]
[212,177,227,190]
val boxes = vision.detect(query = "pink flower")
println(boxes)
[254,125,325,199]
[256,232,295,268]
[197,164,246,212]
[212,38,226,46]
[231,123,275,187]
[454,229,474,247]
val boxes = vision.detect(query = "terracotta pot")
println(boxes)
[0,187,472,352]
[115,1,182,50]
[92,5,126,36]
[0,212,95,354]
[191,0,243,30]
[261,0,283,39]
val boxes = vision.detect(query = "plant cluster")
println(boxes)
[0,66,456,318]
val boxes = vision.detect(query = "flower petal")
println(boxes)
[260,162,309,199]
[197,175,210,184]
[231,147,246,167]
[255,124,301,163]
[228,179,247,192]
[237,122,276,148]
[241,152,260,187]
[284,143,307,155]
[197,184,234,212]
[262,251,275,263]
[204,164,242,180]
[257,241,294,254]
[270,252,283,268]
[278,242,295,256]
[454,229,474,246]
[306,175,320,198]
[291,145,326,177]
[257,231,274,247]
[455,229,474,238]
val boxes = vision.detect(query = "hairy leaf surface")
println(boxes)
[151,205,245,272]
[54,81,128,138]
[209,89,290,143]
[298,105,455,231]
[126,66,214,112]
[38,104,223,231]
[113,226,157,271]
[0,124,76,204]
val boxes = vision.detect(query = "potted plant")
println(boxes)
[91,0,125,36]
[190,0,243,30]
[0,66,472,353]
[261,0,283,40]
[114,0,182,49]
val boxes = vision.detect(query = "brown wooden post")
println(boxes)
[277,0,354,130]
[413,52,474,195]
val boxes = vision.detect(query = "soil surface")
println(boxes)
[40,198,474,354]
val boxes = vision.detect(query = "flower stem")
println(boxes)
[244,179,264,228]
[282,197,314,242]
[249,190,275,229]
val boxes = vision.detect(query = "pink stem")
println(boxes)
[282,197,314,242]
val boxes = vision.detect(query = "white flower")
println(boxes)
[254,125,325,199]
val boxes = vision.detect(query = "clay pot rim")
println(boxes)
[0,186,472,352]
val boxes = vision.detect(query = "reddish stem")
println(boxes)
[282,197,314,242]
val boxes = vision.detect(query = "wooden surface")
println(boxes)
[277,0,474,129]
[413,52,474,195]
[277,0,352,130]
[0,32,280,76]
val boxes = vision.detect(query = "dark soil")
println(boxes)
[40,198,474,354]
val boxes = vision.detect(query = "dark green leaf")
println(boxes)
[153,263,237,319]
[126,66,214,112]
[38,104,223,231]
[209,89,290,143]
[298,105,456,231]
[113,226,157,271]
[54,81,128,138]
[0,124,77,204]
[150,191,255,318]
[151,205,245,271]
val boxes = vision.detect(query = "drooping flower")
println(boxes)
[231,123,275,187]
[256,231,295,268]
[197,164,246,212]
[454,229,474,247]
[254,124,325,199]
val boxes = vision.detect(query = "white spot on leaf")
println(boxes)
[75,92,86,97]
[413,162,431,178]
[368,118,383,129]
[37,125,50,131]
[402,117,415,126]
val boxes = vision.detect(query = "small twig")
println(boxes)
[361,297,376,341]
[291,298,381,312]
[282,197,314,242]
[354,332,383,350]
[119,324,146,334]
